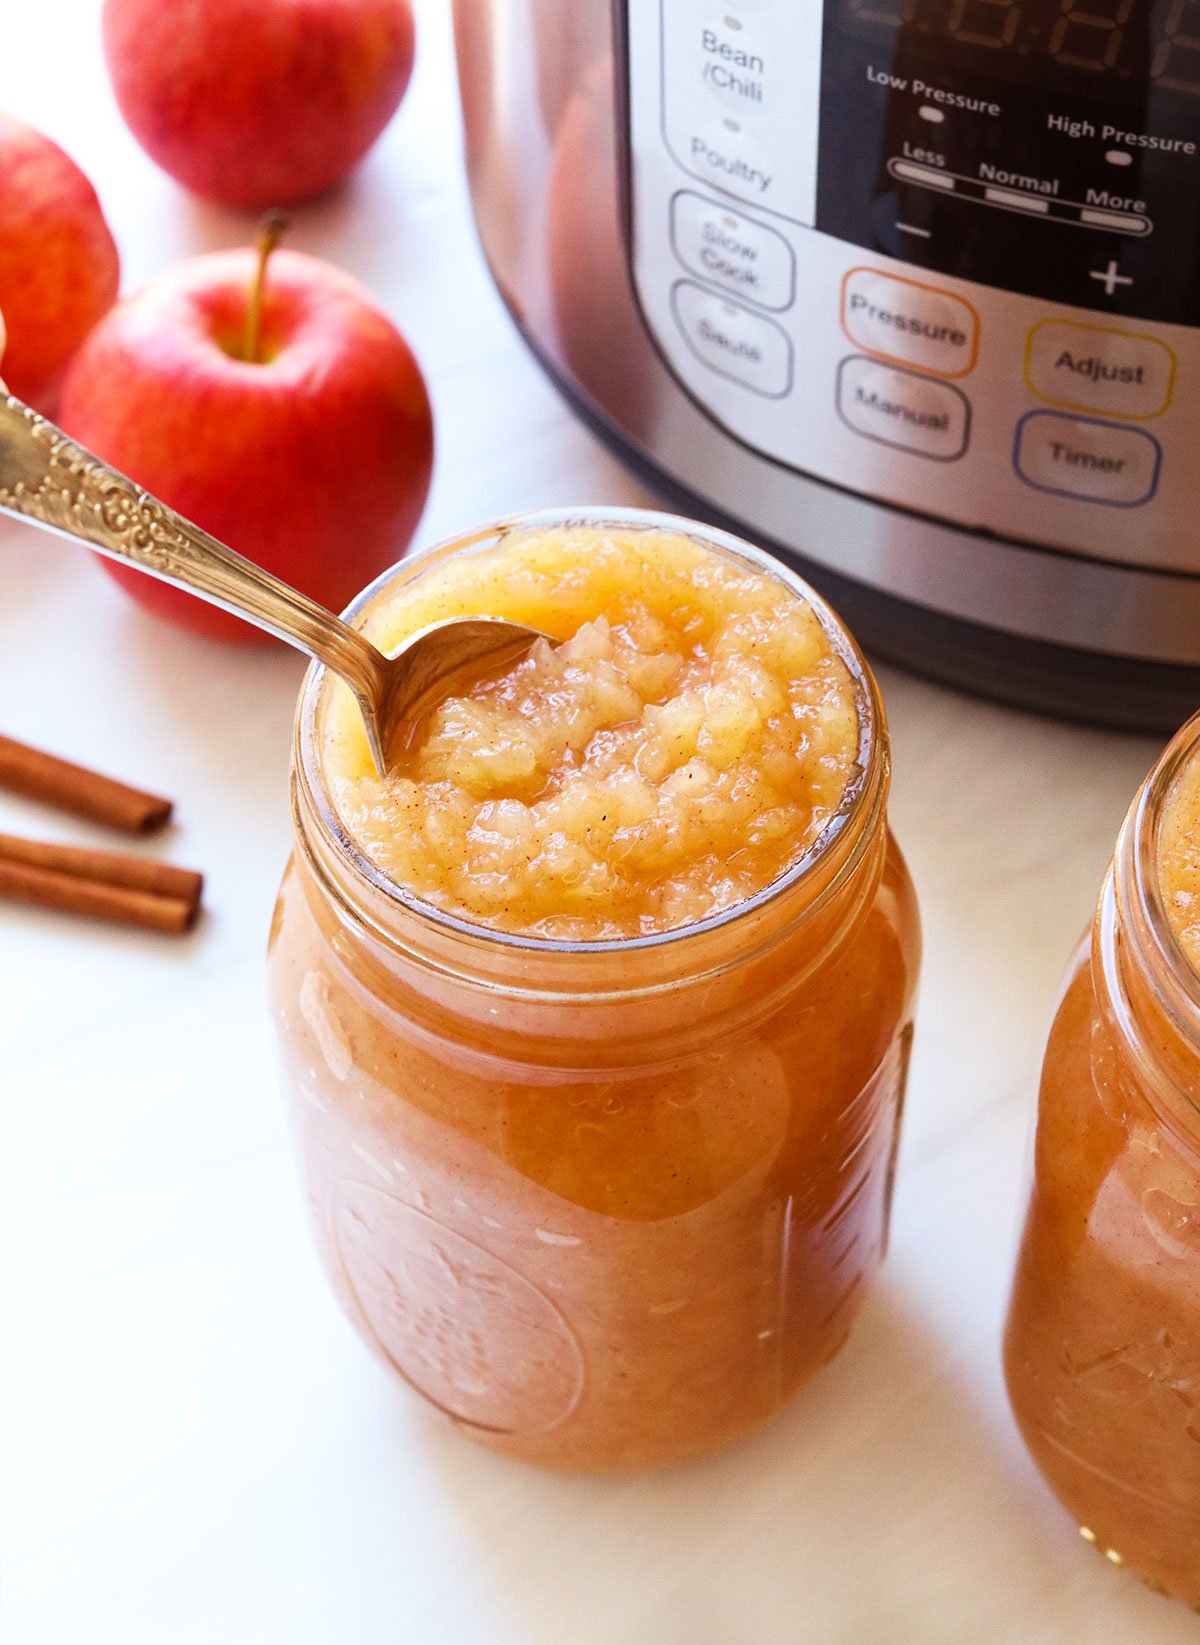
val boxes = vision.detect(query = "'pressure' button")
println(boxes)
[841,267,979,379]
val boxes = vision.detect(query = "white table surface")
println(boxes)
[1,6,1196,1642]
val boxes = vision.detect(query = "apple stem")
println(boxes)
[243,210,290,364]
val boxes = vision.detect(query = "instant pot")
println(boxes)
[452,1,1200,727]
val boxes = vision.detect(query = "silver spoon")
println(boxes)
[0,394,550,774]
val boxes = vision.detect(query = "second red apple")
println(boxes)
[102,0,416,209]
[0,112,119,409]
[59,234,434,643]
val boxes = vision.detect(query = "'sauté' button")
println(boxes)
[836,356,970,460]
[670,191,795,311]
[671,280,793,396]
[1024,319,1175,420]
[841,268,979,379]
[1013,411,1161,507]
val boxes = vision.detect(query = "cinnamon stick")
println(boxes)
[0,833,203,906]
[0,734,173,833]
[0,858,198,934]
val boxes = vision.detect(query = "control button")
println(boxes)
[1013,411,1161,507]
[836,356,970,461]
[868,191,965,265]
[1025,320,1175,419]
[672,280,792,396]
[1089,258,1134,295]
[698,18,767,114]
[670,191,795,310]
[840,268,979,379]
[681,117,778,211]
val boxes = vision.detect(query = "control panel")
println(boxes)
[818,1,1200,324]
[624,0,1200,573]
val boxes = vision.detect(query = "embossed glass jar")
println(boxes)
[1005,713,1200,1604]
[267,514,921,1472]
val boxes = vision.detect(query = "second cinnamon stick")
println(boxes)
[0,833,202,905]
[0,859,198,934]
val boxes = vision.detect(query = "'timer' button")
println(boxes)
[672,280,793,396]
[1025,319,1175,420]
[836,356,970,461]
[1013,411,1161,507]
[841,267,979,379]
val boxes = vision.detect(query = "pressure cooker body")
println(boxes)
[452,0,1200,729]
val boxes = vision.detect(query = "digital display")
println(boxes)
[820,0,1200,327]
[839,0,1200,96]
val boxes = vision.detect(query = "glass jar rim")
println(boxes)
[294,505,887,959]
[1123,706,1200,1035]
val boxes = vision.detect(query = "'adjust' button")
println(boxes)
[1024,319,1175,420]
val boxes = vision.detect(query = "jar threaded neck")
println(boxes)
[1099,709,1200,1145]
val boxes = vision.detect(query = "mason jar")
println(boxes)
[268,509,921,1472]
[1005,711,1200,1604]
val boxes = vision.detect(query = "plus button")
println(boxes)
[1089,259,1133,297]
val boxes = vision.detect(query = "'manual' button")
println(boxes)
[836,356,969,460]
[672,280,792,396]
[1013,411,1161,507]
[1025,320,1175,419]
[841,268,979,379]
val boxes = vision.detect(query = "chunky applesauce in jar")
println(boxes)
[324,522,859,939]
[269,510,920,1471]
[1005,713,1200,1604]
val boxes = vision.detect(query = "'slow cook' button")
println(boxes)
[836,356,970,461]
[1014,411,1161,507]
[672,280,793,396]
[841,267,979,379]
[1025,319,1176,419]
[671,191,795,310]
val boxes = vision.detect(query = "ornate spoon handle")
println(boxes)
[0,393,388,708]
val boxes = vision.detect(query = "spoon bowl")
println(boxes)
[0,394,551,774]
[358,614,552,771]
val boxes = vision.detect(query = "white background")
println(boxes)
[0,3,1195,1641]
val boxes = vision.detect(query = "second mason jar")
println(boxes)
[268,509,921,1472]
[1005,712,1200,1604]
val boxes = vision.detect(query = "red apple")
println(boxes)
[59,230,434,643]
[102,0,416,209]
[0,112,120,410]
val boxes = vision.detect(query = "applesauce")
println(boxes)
[269,509,920,1471]
[1005,713,1200,1604]
[323,523,859,941]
